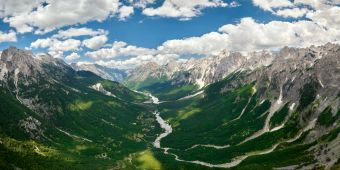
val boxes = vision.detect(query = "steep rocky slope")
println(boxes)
[0,47,155,169]
[151,43,340,169]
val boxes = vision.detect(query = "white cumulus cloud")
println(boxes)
[65,52,80,61]
[142,0,231,20]
[158,32,229,55]
[218,17,339,51]
[252,0,293,11]
[274,8,309,18]
[0,30,17,43]
[3,0,120,33]
[306,6,340,29]
[0,0,44,17]
[83,35,108,50]
[85,41,156,60]
[96,53,179,69]
[30,38,81,59]
[128,0,156,8]
[53,27,107,39]
[31,38,81,52]
[118,6,134,20]
[253,0,340,20]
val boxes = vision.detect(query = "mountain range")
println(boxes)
[0,44,339,170]
[71,62,127,82]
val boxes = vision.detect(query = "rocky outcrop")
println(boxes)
[19,116,44,140]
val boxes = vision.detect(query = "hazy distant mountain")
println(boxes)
[71,62,127,82]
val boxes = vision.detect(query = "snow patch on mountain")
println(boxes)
[90,83,116,97]
[0,63,8,81]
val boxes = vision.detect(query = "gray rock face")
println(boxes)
[0,47,73,85]
[240,44,338,97]
[71,63,127,82]
[19,116,44,140]
[126,44,339,102]
[220,43,340,128]
[242,44,340,169]
[0,47,73,116]
[0,47,42,83]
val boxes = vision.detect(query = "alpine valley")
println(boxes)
[0,43,339,170]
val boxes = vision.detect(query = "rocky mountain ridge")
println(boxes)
[126,44,335,88]
[125,48,274,89]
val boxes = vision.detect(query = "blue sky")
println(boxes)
[0,0,339,68]
[0,0,268,49]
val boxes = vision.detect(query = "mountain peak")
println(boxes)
[143,61,160,68]
[1,47,34,62]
